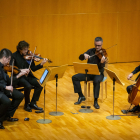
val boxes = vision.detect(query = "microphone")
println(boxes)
[79,54,85,61]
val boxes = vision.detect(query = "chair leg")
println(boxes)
[101,82,103,102]
[88,83,90,97]
[84,81,87,98]
[105,81,107,98]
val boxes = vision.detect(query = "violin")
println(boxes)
[128,74,140,106]
[24,50,52,63]
[4,64,21,74]
[95,48,108,59]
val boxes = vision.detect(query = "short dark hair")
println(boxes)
[94,37,103,42]
[17,40,29,51]
[0,48,12,59]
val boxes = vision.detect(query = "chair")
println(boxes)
[84,63,108,102]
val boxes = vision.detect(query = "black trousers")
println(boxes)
[17,76,43,105]
[0,89,23,122]
[72,73,104,98]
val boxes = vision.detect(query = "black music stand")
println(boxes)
[104,68,125,120]
[73,62,100,113]
[48,64,68,116]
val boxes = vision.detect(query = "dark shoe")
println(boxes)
[7,117,19,122]
[121,110,129,114]
[138,114,140,118]
[24,104,32,112]
[129,105,139,112]
[0,121,5,129]
[74,96,86,105]
[94,101,100,109]
[30,104,43,110]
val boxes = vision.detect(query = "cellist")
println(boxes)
[126,65,140,112]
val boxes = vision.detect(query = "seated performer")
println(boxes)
[11,41,48,112]
[72,37,107,109]
[0,48,27,129]
[126,65,140,112]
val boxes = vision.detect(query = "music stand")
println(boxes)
[104,68,125,120]
[73,62,100,113]
[37,67,52,124]
[49,64,68,116]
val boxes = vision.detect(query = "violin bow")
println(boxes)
[28,46,37,69]
[10,59,14,96]
[89,44,117,58]
[128,79,136,84]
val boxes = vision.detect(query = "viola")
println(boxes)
[128,74,140,106]
[4,64,21,74]
[24,50,52,63]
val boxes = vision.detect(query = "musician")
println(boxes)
[0,48,27,129]
[72,37,106,109]
[11,41,48,112]
[126,65,140,112]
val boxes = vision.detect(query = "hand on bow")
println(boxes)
[5,85,13,92]
[127,73,133,80]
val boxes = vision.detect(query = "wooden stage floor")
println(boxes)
[1,62,140,140]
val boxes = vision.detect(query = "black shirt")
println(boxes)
[132,65,140,74]
[11,51,43,78]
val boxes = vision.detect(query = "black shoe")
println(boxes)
[24,104,32,112]
[74,96,86,105]
[138,114,140,118]
[121,110,129,114]
[0,121,5,129]
[7,117,19,122]
[129,105,139,112]
[29,104,43,110]
[94,101,100,109]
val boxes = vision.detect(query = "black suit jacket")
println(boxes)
[0,62,19,98]
[132,65,140,74]
[82,48,105,73]
[11,51,43,78]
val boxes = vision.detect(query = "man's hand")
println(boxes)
[84,54,90,60]
[5,86,13,92]
[21,69,30,74]
[101,56,106,63]
[40,58,48,66]
[16,69,30,78]
[127,73,133,80]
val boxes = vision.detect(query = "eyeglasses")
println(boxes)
[95,45,102,47]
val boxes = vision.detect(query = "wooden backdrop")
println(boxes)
[0,0,140,66]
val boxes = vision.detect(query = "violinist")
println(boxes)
[0,48,27,129]
[11,41,48,112]
[72,37,107,109]
[125,65,140,112]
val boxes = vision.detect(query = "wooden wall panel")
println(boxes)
[0,16,18,50]
[0,0,140,66]
[118,0,140,12]
[0,0,18,16]
[117,11,140,62]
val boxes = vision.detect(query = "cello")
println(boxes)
[128,74,140,106]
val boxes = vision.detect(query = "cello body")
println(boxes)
[128,74,140,106]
